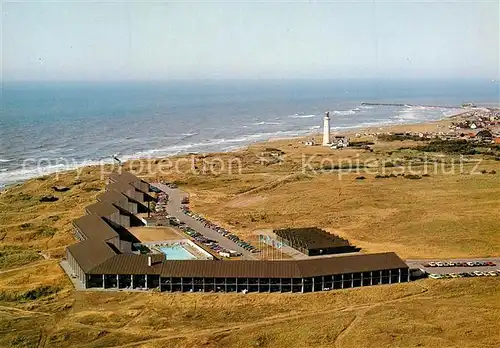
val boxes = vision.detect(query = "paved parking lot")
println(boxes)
[152,183,257,260]
[406,258,500,275]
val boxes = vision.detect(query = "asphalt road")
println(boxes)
[152,183,257,260]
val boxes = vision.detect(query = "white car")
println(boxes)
[474,271,484,276]
[428,274,442,279]
[448,262,455,267]
[467,262,475,267]
[436,262,444,267]
[428,262,436,267]
[488,271,497,276]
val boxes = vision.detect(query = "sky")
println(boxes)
[1,0,499,81]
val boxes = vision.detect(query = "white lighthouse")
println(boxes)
[323,111,331,146]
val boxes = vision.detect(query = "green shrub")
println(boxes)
[0,251,41,270]
[404,174,422,180]
[0,285,61,302]
[37,226,57,237]
[18,193,32,201]
[378,134,425,142]
[415,140,477,155]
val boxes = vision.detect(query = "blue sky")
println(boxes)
[2,1,499,81]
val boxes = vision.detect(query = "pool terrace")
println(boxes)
[136,239,214,260]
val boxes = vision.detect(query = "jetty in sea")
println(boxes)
[361,102,468,109]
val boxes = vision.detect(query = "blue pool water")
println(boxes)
[158,244,197,260]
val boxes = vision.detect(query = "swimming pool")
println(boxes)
[158,244,197,260]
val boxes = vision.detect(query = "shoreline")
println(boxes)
[0,108,479,191]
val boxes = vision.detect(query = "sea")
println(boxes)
[0,79,498,188]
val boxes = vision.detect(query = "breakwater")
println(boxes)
[361,102,464,109]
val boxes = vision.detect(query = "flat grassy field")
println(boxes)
[0,127,499,347]
[167,137,500,259]
[0,262,498,348]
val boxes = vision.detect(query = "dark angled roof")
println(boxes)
[106,181,135,194]
[67,239,117,273]
[87,252,407,278]
[109,171,142,183]
[90,253,166,275]
[106,182,144,203]
[72,214,118,241]
[86,201,119,218]
[96,190,129,205]
[475,129,493,138]
[160,259,302,278]
[275,227,352,250]
[295,252,407,277]
[109,171,150,194]
[96,190,133,214]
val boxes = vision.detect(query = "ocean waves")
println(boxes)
[122,129,310,160]
[333,110,356,116]
[251,121,282,126]
[0,99,466,188]
[393,105,462,122]
[0,159,112,188]
[289,114,316,118]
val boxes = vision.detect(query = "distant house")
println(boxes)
[475,129,493,139]
[330,136,350,149]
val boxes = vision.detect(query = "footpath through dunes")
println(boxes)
[184,159,500,259]
[232,173,313,196]
[0,121,499,347]
[0,271,498,348]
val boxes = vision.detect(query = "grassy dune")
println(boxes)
[171,139,500,259]
[0,264,498,348]
[0,129,499,347]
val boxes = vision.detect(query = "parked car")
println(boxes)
[150,186,162,193]
[169,217,180,226]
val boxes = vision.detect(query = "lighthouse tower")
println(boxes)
[322,111,331,146]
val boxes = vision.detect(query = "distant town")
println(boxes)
[302,107,500,149]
